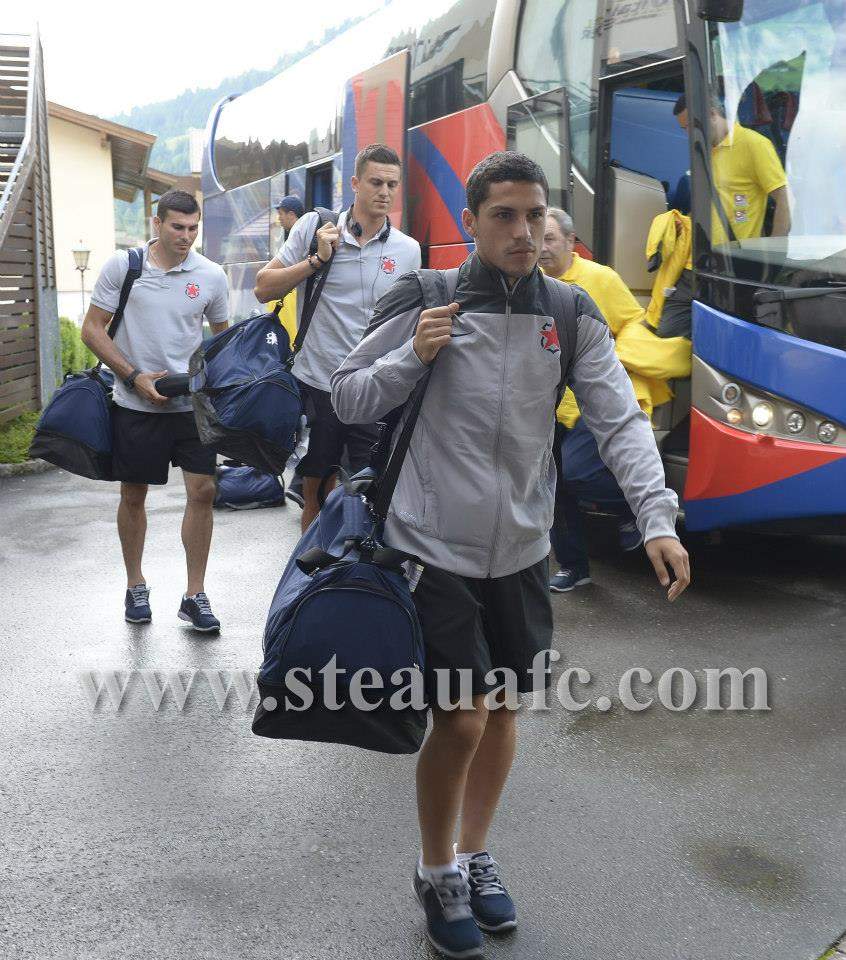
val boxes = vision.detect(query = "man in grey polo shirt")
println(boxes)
[255,143,421,530]
[82,189,229,631]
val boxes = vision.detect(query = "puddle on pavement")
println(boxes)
[688,840,805,901]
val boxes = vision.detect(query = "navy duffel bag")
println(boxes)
[252,475,428,754]
[29,247,143,480]
[189,312,302,475]
[214,464,286,510]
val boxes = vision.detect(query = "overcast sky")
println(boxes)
[6,0,382,117]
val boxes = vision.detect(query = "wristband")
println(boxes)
[314,250,329,265]
[123,368,142,391]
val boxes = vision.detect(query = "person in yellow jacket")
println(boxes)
[673,94,789,245]
[539,208,687,591]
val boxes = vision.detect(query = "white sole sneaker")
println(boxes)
[549,576,592,593]
[177,611,220,632]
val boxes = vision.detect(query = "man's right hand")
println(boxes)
[413,303,459,365]
[315,222,340,262]
[134,370,169,407]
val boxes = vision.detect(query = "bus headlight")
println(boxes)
[721,383,741,404]
[785,411,805,434]
[726,408,744,425]
[752,403,774,428]
[818,421,838,444]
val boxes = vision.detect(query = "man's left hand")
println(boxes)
[645,537,690,602]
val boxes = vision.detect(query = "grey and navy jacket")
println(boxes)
[331,253,679,579]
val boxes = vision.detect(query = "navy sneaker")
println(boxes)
[618,520,643,552]
[125,584,151,623]
[549,567,592,592]
[413,867,482,958]
[178,592,220,632]
[460,851,517,933]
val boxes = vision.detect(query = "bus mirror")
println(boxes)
[698,0,743,21]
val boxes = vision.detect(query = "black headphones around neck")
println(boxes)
[346,204,391,242]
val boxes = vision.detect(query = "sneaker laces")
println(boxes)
[191,592,212,614]
[128,584,149,606]
[467,855,506,897]
[431,872,472,921]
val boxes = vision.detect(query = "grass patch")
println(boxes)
[0,410,40,464]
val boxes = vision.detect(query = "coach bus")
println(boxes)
[201,0,846,532]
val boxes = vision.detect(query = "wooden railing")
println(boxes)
[0,33,57,425]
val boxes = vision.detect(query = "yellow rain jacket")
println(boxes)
[644,210,692,330]
[549,253,690,426]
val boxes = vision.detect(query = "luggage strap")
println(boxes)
[541,272,581,402]
[94,246,143,373]
[290,207,339,358]
[368,266,460,524]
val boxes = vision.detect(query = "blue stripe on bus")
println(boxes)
[692,301,846,423]
[684,455,846,530]
[408,127,473,244]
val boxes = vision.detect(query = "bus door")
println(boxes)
[506,88,573,215]
[341,50,410,229]
[594,61,690,491]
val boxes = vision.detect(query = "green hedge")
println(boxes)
[60,317,96,376]
[0,410,40,464]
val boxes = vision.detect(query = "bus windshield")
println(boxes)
[705,0,846,280]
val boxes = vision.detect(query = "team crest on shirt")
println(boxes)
[539,319,560,355]
[381,256,397,274]
[185,282,200,299]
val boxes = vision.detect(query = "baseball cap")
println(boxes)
[274,195,305,217]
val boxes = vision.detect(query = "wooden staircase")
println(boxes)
[0,33,58,425]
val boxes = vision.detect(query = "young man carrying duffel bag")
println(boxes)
[331,152,691,958]
[73,190,229,630]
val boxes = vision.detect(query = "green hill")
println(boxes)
[111,15,365,242]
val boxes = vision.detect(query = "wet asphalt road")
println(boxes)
[1,467,844,960]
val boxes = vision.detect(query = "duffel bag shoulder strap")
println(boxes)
[369,266,460,523]
[293,207,339,354]
[543,273,580,401]
[108,246,144,341]
[95,246,144,374]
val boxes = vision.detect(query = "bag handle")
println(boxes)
[292,207,339,356]
[369,266,460,523]
[94,245,144,373]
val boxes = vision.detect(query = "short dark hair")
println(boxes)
[465,151,549,215]
[157,189,200,222]
[354,143,401,178]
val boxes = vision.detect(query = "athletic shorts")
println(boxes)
[111,405,216,485]
[296,379,379,479]
[412,557,554,704]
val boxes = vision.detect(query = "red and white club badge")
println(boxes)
[381,256,397,274]
[539,319,561,355]
[185,282,200,299]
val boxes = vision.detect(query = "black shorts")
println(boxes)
[111,405,216,485]
[412,557,554,703]
[296,379,379,479]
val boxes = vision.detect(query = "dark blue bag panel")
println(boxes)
[252,483,428,754]
[29,369,114,480]
[189,313,302,476]
[214,466,286,510]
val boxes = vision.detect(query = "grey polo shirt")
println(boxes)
[278,210,421,392]
[90,240,229,413]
